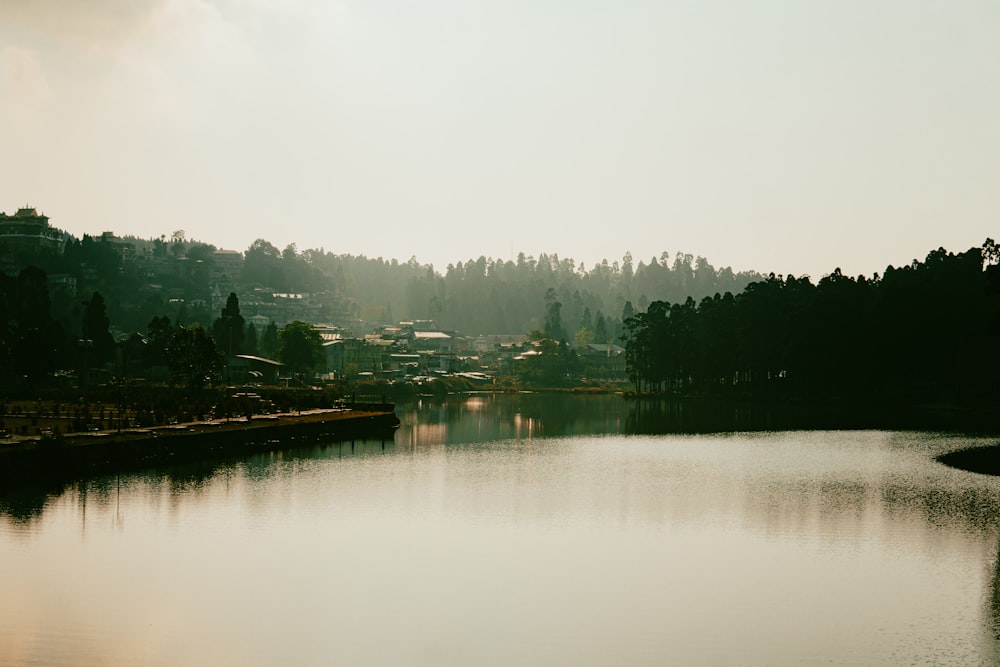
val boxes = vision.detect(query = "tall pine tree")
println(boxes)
[212,293,245,358]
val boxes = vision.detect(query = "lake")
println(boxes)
[2,393,1000,666]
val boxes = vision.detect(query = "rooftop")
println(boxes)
[414,331,452,340]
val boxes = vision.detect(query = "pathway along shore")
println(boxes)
[0,405,400,479]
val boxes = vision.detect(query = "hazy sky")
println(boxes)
[1,0,998,278]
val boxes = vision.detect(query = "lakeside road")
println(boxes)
[0,406,400,478]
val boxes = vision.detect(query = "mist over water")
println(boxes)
[2,394,1000,666]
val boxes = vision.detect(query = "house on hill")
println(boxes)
[412,330,454,352]
[0,207,67,254]
[577,343,627,377]
[230,355,285,385]
[323,337,392,378]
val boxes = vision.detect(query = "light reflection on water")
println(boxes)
[1,394,1000,666]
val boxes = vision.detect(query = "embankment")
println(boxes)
[0,405,399,479]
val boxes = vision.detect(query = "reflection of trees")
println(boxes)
[0,435,397,524]
[991,535,1000,644]
[0,475,69,525]
[624,397,888,434]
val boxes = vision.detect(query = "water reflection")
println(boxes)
[992,535,1000,642]
[626,396,1000,434]
[0,474,68,526]
[397,393,1000,445]
[3,394,1000,666]
[3,394,999,535]
[396,393,629,445]
[0,435,397,527]
[3,393,999,532]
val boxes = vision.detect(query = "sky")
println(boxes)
[1,0,998,279]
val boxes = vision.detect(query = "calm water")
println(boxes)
[2,394,1000,666]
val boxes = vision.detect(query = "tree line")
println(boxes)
[4,222,765,340]
[301,248,763,336]
[139,296,324,389]
[621,241,1000,406]
[0,276,324,389]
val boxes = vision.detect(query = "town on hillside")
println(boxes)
[1,204,999,433]
[0,205,632,391]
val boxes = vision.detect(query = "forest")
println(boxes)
[240,240,764,336]
[19,233,765,339]
[621,240,1000,406]
[2,222,998,409]
[0,228,765,390]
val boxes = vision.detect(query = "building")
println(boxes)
[388,353,421,376]
[230,355,285,385]
[246,314,271,331]
[412,330,454,352]
[48,273,78,298]
[472,334,525,353]
[98,232,136,261]
[213,250,243,280]
[0,207,67,254]
[324,337,392,378]
[577,343,627,377]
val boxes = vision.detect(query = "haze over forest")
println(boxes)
[0,203,997,406]
[14,221,769,338]
[6,200,999,337]
[2,209,994,346]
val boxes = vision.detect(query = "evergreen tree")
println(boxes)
[12,267,65,384]
[212,292,245,358]
[82,291,115,366]
[594,312,608,344]
[619,242,1000,401]
[244,323,259,356]
[543,288,565,341]
[260,322,279,359]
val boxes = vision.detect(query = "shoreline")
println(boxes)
[936,444,1000,477]
[0,405,399,479]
